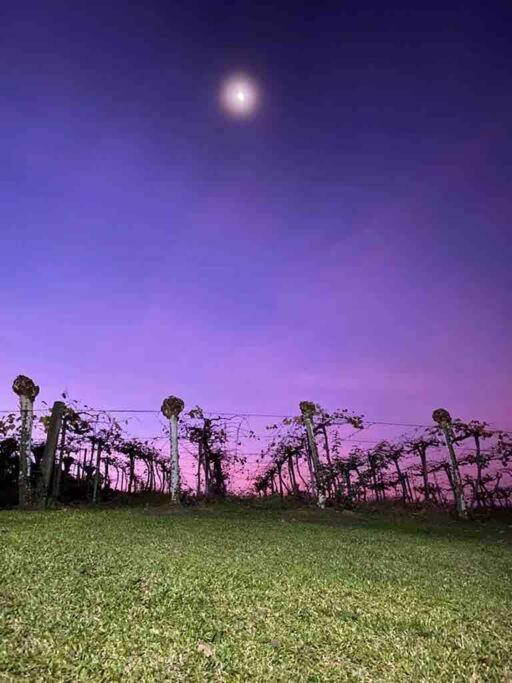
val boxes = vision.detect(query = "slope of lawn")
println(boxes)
[0,504,511,682]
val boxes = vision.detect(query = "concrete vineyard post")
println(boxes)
[12,375,40,508]
[432,408,469,520]
[299,401,326,509]
[161,396,185,503]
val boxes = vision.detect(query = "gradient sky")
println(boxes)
[1,1,511,428]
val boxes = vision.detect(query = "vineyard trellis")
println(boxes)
[1,374,511,516]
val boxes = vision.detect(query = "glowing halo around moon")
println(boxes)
[220,74,260,118]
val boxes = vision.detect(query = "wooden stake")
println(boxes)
[38,400,65,506]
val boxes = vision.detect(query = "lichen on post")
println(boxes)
[432,408,452,427]
[161,396,185,504]
[299,401,316,419]
[12,375,40,508]
[161,397,185,420]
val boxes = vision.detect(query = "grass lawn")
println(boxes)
[0,504,511,682]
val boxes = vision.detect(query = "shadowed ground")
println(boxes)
[0,504,511,681]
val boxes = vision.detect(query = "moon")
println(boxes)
[220,74,260,117]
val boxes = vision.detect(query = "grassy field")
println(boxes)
[0,504,511,682]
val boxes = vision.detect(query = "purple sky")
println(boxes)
[1,1,511,429]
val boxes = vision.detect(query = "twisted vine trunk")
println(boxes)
[418,445,430,502]
[104,456,110,491]
[474,435,485,509]
[392,457,409,504]
[287,455,299,496]
[92,442,103,503]
[196,441,203,497]
[294,455,308,492]
[127,454,135,494]
[368,457,380,502]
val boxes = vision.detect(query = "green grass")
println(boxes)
[0,505,511,682]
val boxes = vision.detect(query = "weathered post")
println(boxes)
[161,396,185,504]
[37,400,66,506]
[12,375,40,508]
[432,408,468,520]
[299,401,326,508]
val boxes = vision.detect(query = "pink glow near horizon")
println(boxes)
[5,402,509,495]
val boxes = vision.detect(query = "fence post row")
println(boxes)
[6,374,501,514]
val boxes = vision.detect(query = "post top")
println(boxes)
[161,396,185,418]
[12,375,40,401]
[432,408,452,425]
[299,401,316,418]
